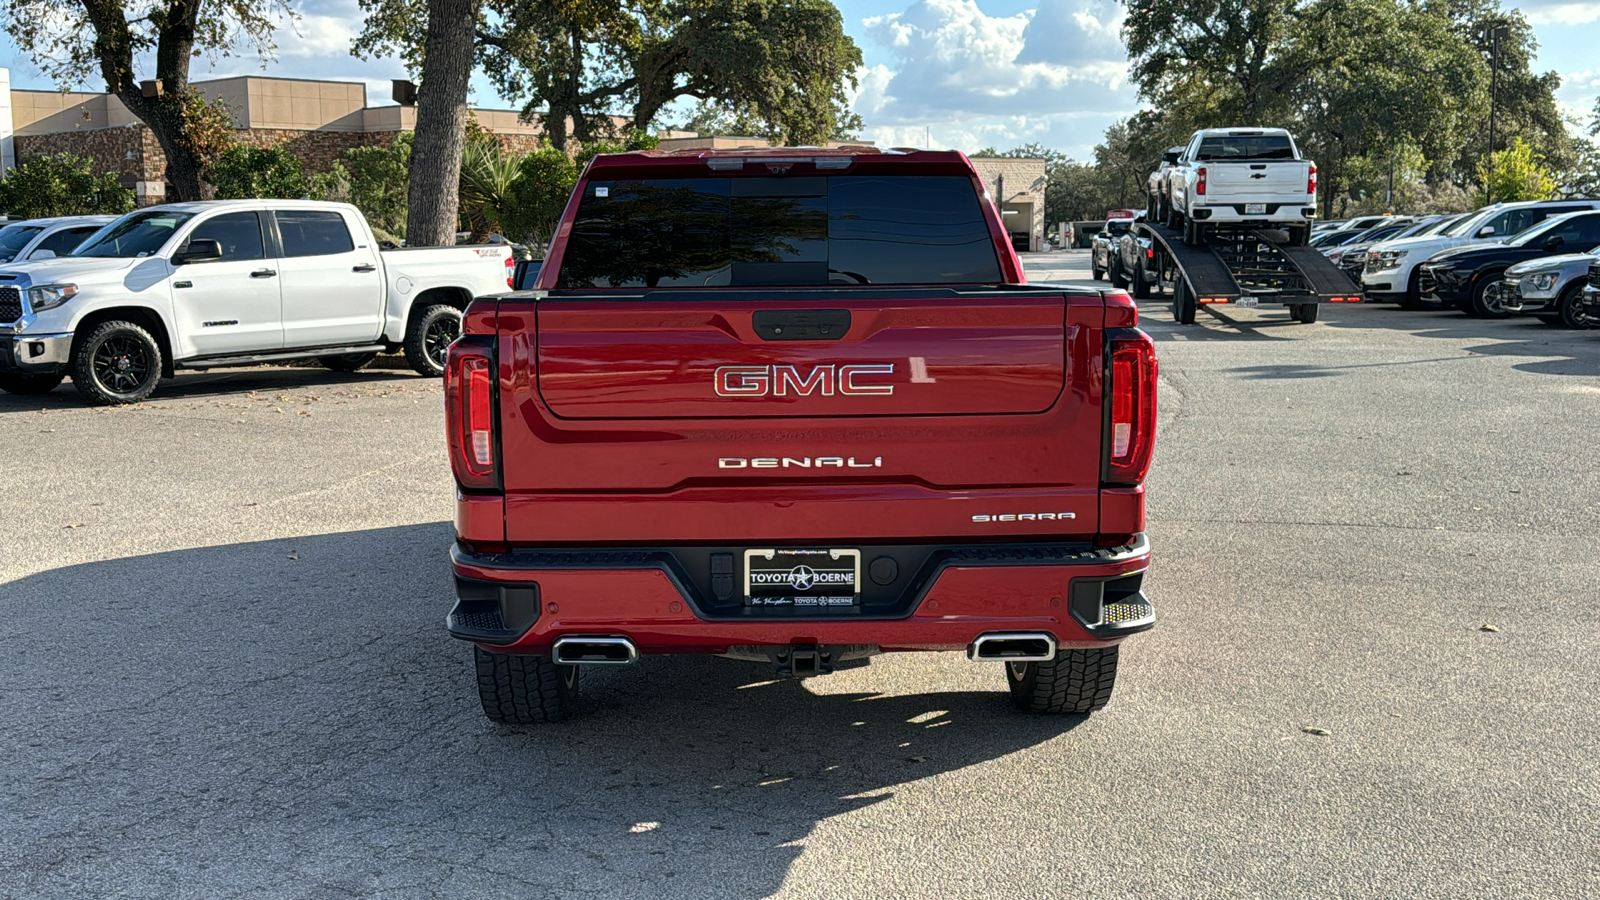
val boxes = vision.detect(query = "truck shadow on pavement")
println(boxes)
[1321,305,1600,377]
[0,363,429,410]
[0,523,1083,899]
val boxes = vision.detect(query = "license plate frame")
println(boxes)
[1244,203,1267,215]
[743,548,861,608]
[1237,295,1260,307]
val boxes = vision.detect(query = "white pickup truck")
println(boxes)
[1163,128,1318,247]
[0,199,513,404]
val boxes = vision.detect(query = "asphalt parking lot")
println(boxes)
[4,253,1599,898]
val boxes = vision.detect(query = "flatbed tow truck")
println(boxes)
[1128,221,1360,324]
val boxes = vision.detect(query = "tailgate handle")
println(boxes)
[1249,164,1267,169]
[752,309,851,341]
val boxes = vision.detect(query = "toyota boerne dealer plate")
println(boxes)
[744,549,861,608]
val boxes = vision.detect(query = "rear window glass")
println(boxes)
[1195,135,1296,161]
[556,175,1002,288]
[1105,220,1131,236]
[278,210,355,257]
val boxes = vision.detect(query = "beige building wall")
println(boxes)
[969,157,1047,252]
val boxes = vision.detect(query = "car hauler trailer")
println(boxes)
[1130,221,1359,324]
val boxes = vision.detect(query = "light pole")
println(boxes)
[1486,24,1508,204]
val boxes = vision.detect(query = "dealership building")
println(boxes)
[0,69,1047,250]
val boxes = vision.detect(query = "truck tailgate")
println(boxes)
[493,288,1112,542]
[1206,162,1310,199]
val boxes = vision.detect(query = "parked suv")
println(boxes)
[1503,247,1600,328]
[1417,210,1600,317]
[1362,200,1600,306]
[0,216,115,265]
[445,148,1159,722]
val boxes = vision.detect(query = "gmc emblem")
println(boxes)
[714,364,895,397]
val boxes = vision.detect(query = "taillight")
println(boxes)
[1196,167,1207,196]
[1106,331,1157,485]
[446,342,498,490]
[1308,163,1318,196]
[505,254,515,288]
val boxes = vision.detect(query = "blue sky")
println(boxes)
[2,0,1596,161]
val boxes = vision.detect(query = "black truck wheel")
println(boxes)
[1131,259,1152,299]
[404,303,462,376]
[474,647,580,724]
[1286,225,1311,246]
[1164,201,1178,230]
[1557,282,1598,329]
[319,352,379,372]
[1183,216,1207,247]
[1007,646,1119,714]
[71,320,163,405]
[1293,303,1320,323]
[1091,259,1105,281]
[0,372,64,395]
[1173,280,1196,324]
[1110,257,1129,289]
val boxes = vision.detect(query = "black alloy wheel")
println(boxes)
[1469,276,1514,319]
[403,303,464,377]
[72,320,163,405]
[1557,282,1598,329]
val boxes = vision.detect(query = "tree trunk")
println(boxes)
[407,0,485,246]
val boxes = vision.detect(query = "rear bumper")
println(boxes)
[1188,202,1313,225]
[448,535,1154,655]
[0,332,72,375]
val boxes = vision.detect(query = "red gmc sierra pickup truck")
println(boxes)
[443,147,1158,723]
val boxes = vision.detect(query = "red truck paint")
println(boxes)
[445,147,1158,721]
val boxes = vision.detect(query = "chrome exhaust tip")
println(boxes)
[967,632,1057,662]
[552,636,639,665]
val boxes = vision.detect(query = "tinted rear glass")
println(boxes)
[1106,220,1131,236]
[278,210,355,257]
[1195,135,1296,161]
[556,175,1001,288]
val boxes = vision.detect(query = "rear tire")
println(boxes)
[0,372,64,395]
[71,320,162,405]
[1091,260,1105,281]
[318,352,379,372]
[1131,259,1152,299]
[1183,216,1207,247]
[1293,303,1320,324]
[1007,646,1119,714]
[474,647,581,724]
[1110,257,1129,289]
[1158,193,1171,227]
[1557,282,1597,329]
[404,303,462,376]
[1173,279,1196,324]
[1286,225,1311,247]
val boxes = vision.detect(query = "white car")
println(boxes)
[1504,248,1600,328]
[0,215,117,265]
[1360,199,1600,306]
[1164,128,1317,246]
[0,199,514,404]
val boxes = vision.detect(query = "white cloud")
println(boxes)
[1522,2,1600,25]
[853,0,1135,156]
[279,11,358,59]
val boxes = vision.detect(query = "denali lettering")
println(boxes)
[972,512,1077,522]
[714,364,895,397]
[719,457,883,469]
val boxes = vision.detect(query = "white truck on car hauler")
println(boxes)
[0,200,514,404]
[1163,128,1318,247]
[1133,127,1354,325]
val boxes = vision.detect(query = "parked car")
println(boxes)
[1580,263,1600,322]
[1145,146,1184,221]
[1310,227,1368,248]
[444,147,1159,722]
[1417,210,1600,317]
[1361,199,1600,306]
[1163,128,1317,246]
[1325,218,1427,281]
[1502,248,1600,329]
[0,199,514,403]
[0,216,116,265]
[1091,214,1135,280]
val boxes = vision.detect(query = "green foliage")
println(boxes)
[1121,0,1568,209]
[211,145,308,199]
[459,141,524,241]
[0,154,135,218]
[308,162,352,204]
[1479,137,1556,202]
[344,134,413,242]
[503,147,579,249]
[358,0,863,150]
